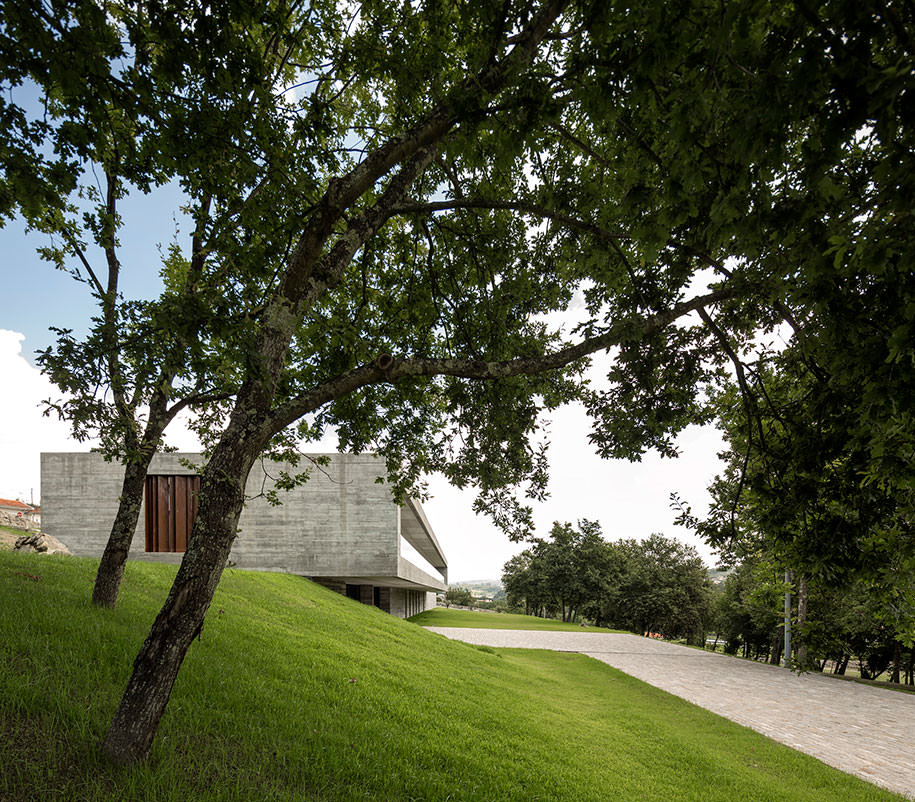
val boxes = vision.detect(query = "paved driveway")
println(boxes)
[426,627,915,799]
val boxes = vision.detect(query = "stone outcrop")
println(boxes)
[14,533,73,556]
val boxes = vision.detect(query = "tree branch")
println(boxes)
[296,147,440,317]
[267,287,734,434]
[59,230,106,297]
[166,390,234,419]
[391,197,629,242]
[103,170,120,303]
[278,0,571,309]
[696,306,756,536]
[547,122,614,170]
[393,197,654,305]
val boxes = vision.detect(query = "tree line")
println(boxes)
[673,319,914,681]
[502,522,713,644]
[711,554,913,685]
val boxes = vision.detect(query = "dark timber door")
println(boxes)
[145,475,200,552]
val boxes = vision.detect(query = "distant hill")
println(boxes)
[707,568,732,585]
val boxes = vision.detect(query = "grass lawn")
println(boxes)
[410,606,625,632]
[0,550,905,802]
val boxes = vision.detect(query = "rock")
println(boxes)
[13,533,73,556]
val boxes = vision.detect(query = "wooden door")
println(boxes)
[145,475,200,552]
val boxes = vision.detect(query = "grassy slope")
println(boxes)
[410,606,625,632]
[0,551,903,802]
[0,523,28,548]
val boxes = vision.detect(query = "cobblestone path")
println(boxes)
[426,627,915,799]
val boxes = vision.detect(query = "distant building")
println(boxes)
[0,497,32,515]
[40,452,447,618]
[0,497,40,529]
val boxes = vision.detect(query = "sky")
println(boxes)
[0,195,727,583]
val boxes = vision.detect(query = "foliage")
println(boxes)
[607,535,714,643]
[714,557,785,659]
[675,356,915,657]
[0,550,904,802]
[502,520,616,622]
[12,0,915,528]
[712,552,914,683]
[502,525,713,640]
[444,585,475,608]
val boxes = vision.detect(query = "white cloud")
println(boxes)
[0,329,205,503]
[0,329,98,504]
[422,402,726,582]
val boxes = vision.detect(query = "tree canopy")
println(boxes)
[502,525,713,640]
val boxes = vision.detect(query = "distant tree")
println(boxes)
[502,520,617,622]
[573,521,624,627]
[714,556,784,661]
[711,552,914,683]
[445,586,475,608]
[502,549,550,618]
[537,523,581,623]
[602,535,712,643]
[676,358,915,662]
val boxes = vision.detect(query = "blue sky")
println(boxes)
[4,181,190,361]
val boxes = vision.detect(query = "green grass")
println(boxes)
[0,551,904,802]
[410,606,625,632]
[0,522,27,545]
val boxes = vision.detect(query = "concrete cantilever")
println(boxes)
[400,495,448,584]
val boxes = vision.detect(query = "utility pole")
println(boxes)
[783,569,792,666]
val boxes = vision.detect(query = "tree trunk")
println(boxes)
[770,630,783,665]
[795,576,808,667]
[891,641,901,684]
[101,432,258,764]
[93,404,174,608]
[92,460,149,608]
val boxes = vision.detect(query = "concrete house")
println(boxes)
[40,452,447,618]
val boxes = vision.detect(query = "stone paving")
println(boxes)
[426,627,915,799]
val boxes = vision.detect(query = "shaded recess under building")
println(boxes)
[40,452,447,617]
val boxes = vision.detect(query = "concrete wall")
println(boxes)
[388,588,430,618]
[40,453,446,601]
[41,452,135,559]
[233,454,399,577]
